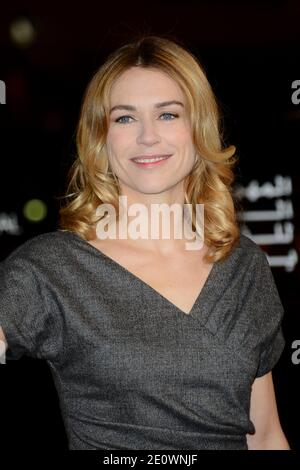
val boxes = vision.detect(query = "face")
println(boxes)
[105,66,197,199]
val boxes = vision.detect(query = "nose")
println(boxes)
[136,118,161,146]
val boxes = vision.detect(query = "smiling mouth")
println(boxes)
[131,154,172,165]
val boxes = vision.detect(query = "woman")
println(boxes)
[0,35,290,450]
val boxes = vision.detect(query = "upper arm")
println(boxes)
[0,326,5,342]
[246,371,290,449]
[0,326,7,363]
[0,244,63,362]
[0,325,7,346]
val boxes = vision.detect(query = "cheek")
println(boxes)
[171,128,195,154]
[106,129,129,158]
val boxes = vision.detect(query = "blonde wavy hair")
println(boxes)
[58,35,242,263]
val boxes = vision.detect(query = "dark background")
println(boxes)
[0,0,299,451]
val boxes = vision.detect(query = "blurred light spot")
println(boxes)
[23,199,47,222]
[0,212,22,235]
[9,17,37,48]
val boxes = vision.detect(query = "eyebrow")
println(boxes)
[109,100,184,114]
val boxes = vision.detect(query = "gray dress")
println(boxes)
[0,230,286,450]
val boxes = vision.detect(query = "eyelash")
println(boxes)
[115,113,179,124]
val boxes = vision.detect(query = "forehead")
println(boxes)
[109,67,186,103]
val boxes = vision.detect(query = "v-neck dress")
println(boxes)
[0,230,286,450]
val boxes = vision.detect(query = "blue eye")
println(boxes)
[115,112,179,124]
[160,113,178,120]
[115,115,133,124]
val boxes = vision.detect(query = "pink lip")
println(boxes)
[131,155,172,168]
